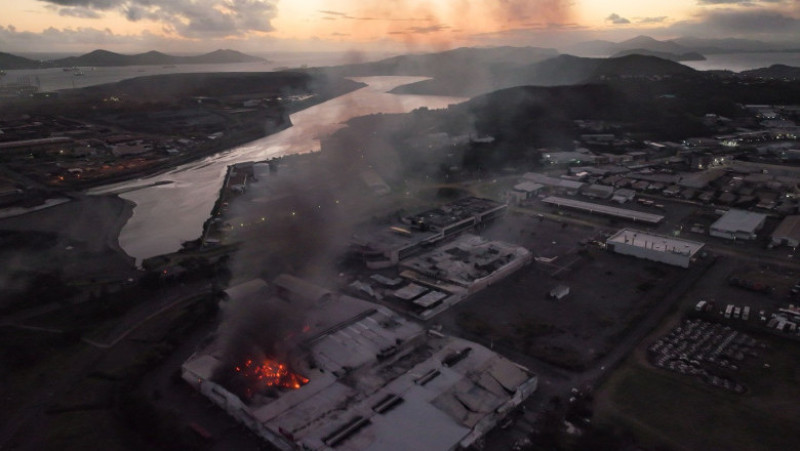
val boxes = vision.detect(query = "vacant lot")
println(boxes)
[595,337,800,451]
[439,214,689,370]
[593,255,800,451]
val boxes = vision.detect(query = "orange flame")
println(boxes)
[234,358,309,390]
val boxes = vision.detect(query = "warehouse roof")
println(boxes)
[542,196,664,224]
[711,209,767,233]
[772,215,800,242]
[513,181,543,193]
[608,228,705,257]
[182,277,537,451]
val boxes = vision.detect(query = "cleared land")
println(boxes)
[437,212,690,370]
[594,256,800,450]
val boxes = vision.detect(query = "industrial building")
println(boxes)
[182,276,537,451]
[542,196,664,224]
[397,235,532,318]
[582,184,615,200]
[522,173,585,196]
[772,215,800,248]
[506,181,543,205]
[350,197,507,268]
[709,209,767,240]
[400,235,531,293]
[606,228,705,268]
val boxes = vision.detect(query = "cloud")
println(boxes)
[637,16,668,24]
[39,0,119,9]
[407,25,450,34]
[58,6,103,18]
[606,13,631,25]
[697,0,755,4]
[670,8,800,38]
[696,0,785,4]
[319,10,348,17]
[318,9,377,21]
[36,0,279,37]
[489,0,573,25]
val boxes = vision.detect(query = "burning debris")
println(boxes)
[208,279,312,401]
[235,358,309,390]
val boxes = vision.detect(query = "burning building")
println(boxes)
[182,275,537,450]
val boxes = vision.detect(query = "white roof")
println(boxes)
[513,182,543,193]
[393,283,429,300]
[711,209,767,233]
[607,228,705,257]
[223,279,269,302]
[413,291,448,308]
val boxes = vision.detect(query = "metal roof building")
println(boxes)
[542,196,664,224]
[607,228,705,268]
[710,209,767,240]
[351,197,507,269]
[182,277,537,451]
[772,215,800,248]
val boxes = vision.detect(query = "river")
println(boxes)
[89,76,467,262]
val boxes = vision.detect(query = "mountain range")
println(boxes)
[386,53,698,96]
[566,35,796,57]
[610,49,706,62]
[0,49,265,70]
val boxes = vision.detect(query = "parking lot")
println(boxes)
[648,319,766,393]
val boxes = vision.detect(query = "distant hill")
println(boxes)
[671,37,787,54]
[523,54,697,85]
[739,64,800,80]
[563,40,618,56]
[322,46,558,96]
[617,36,688,55]
[611,48,705,62]
[326,46,558,76]
[392,54,698,96]
[0,52,42,70]
[52,49,266,67]
[567,36,691,57]
[568,35,791,57]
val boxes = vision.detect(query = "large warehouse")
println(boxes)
[709,209,767,240]
[772,215,800,248]
[182,276,537,451]
[606,228,705,268]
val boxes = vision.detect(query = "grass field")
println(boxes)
[595,335,800,450]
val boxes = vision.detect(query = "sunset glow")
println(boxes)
[1,0,799,53]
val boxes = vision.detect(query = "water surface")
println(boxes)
[89,76,466,262]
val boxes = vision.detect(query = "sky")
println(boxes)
[1,0,800,54]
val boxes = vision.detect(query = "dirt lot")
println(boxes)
[437,213,690,370]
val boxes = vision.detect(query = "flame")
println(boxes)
[234,358,309,390]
